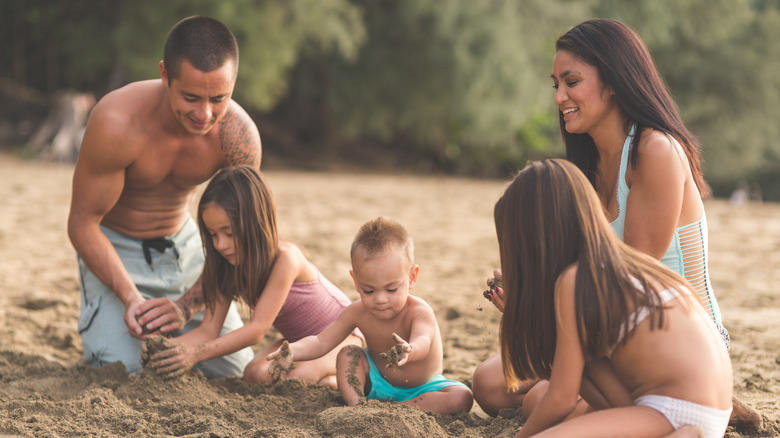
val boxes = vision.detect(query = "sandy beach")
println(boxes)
[0,153,777,437]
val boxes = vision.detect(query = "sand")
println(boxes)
[0,153,777,437]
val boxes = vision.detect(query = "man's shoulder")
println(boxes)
[217,99,262,167]
[220,99,259,135]
[99,80,161,107]
[91,80,162,130]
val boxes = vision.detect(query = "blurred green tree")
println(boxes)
[1,0,364,109]
[273,0,594,175]
[2,0,779,197]
[593,0,780,193]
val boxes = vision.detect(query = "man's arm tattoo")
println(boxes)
[219,104,261,167]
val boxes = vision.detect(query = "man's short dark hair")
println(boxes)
[163,16,239,81]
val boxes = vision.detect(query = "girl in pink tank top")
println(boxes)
[142,165,362,386]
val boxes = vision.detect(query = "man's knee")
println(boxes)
[82,337,143,375]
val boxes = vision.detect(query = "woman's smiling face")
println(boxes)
[551,49,618,135]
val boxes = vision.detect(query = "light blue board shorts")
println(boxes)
[77,215,254,378]
[363,348,470,402]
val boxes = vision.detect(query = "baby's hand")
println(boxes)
[266,340,295,382]
[483,269,506,313]
[380,333,412,369]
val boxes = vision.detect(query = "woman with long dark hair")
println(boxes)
[496,159,732,437]
[473,18,760,431]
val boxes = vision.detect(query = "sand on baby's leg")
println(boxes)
[336,345,368,406]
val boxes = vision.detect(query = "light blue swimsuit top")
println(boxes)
[609,124,722,325]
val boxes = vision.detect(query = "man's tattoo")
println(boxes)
[218,108,261,167]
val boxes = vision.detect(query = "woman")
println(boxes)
[472,18,760,431]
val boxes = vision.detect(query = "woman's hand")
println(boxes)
[266,340,295,382]
[483,269,506,313]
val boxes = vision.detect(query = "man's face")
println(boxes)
[162,59,236,135]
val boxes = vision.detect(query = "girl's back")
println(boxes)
[611,287,732,410]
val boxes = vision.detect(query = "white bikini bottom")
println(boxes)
[635,394,731,438]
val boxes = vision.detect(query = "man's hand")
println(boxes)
[266,340,295,382]
[135,298,187,336]
[137,279,205,336]
[124,296,147,339]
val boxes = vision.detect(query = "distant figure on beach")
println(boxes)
[496,159,732,438]
[68,16,261,378]
[473,18,761,431]
[141,166,363,384]
[267,217,474,415]
[749,182,763,203]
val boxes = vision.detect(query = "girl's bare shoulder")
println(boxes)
[278,241,313,261]
[276,241,316,281]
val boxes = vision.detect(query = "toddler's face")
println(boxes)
[350,247,416,320]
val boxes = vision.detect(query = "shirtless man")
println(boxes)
[68,16,260,378]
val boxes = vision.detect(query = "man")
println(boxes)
[68,16,260,378]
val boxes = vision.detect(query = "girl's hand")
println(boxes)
[483,269,506,313]
[381,333,413,368]
[142,337,197,378]
[266,340,295,382]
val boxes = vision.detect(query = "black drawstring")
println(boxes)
[141,237,179,270]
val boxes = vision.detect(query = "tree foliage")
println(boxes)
[1,0,364,108]
[2,0,779,197]
[593,0,780,184]
[275,0,594,174]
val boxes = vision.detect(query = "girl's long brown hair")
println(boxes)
[556,18,711,199]
[497,159,692,389]
[198,165,279,311]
